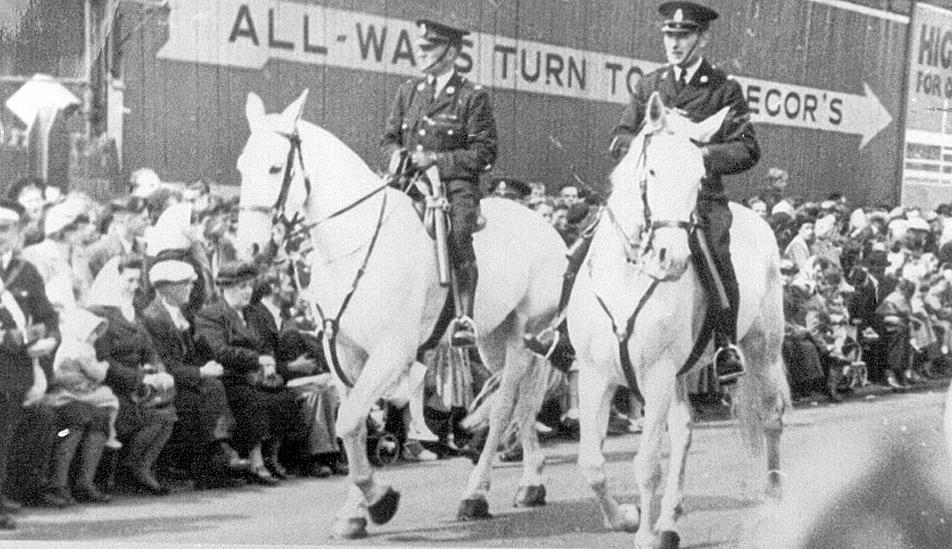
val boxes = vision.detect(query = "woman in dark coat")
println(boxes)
[89,254,177,495]
[194,261,300,485]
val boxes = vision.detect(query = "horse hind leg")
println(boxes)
[458,316,527,520]
[738,322,789,502]
[513,354,549,508]
[577,361,640,532]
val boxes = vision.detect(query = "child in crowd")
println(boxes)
[45,309,122,449]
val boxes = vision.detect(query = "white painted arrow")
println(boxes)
[736,77,892,149]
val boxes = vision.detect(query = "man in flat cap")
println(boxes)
[489,176,532,202]
[610,1,759,382]
[381,19,498,348]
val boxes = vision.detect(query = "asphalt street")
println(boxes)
[3,383,952,549]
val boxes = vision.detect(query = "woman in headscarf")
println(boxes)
[87,254,178,495]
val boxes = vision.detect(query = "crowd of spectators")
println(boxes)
[0,171,350,531]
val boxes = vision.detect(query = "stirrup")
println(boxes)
[713,343,746,384]
[524,327,559,359]
[450,316,477,348]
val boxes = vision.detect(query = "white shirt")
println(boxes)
[673,57,703,86]
[427,70,456,99]
[261,298,282,330]
[160,296,191,331]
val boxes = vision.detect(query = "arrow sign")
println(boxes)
[737,77,892,149]
[156,0,892,149]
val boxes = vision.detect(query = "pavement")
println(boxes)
[1,379,951,549]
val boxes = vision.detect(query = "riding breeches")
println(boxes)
[444,179,479,265]
[689,197,740,343]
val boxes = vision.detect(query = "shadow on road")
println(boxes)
[8,513,243,541]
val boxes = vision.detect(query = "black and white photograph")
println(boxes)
[1,1,952,547]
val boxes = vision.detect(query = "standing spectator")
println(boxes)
[0,199,59,528]
[139,259,248,488]
[877,278,917,389]
[558,185,580,207]
[89,255,178,495]
[194,262,299,485]
[533,200,555,224]
[129,168,163,199]
[6,177,47,247]
[760,167,789,212]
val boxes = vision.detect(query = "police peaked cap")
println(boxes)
[416,19,469,47]
[658,2,719,33]
[489,176,532,197]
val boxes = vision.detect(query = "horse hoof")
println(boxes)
[457,497,492,521]
[657,530,680,549]
[605,503,640,532]
[765,470,784,501]
[514,484,546,507]
[332,517,368,539]
[367,486,401,525]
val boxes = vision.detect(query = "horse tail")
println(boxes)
[732,251,791,456]
[461,370,502,432]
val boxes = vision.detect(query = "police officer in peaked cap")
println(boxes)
[381,19,498,348]
[527,2,760,383]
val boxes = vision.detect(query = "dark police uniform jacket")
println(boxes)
[0,256,59,395]
[611,58,760,201]
[381,71,497,185]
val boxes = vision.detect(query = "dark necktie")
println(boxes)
[426,78,437,105]
[676,69,687,91]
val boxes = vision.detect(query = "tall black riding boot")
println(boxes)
[451,261,478,348]
[73,431,111,503]
[42,427,83,507]
[524,227,594,364]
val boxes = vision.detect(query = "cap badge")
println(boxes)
[418,23,428,36]
[673,9,684,22]
[445,86,455,94]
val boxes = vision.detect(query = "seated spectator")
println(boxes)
[194,261,300,486]
[877,277,917,389]
[784,214,816,271]
[22,198,95,313]
[89,254,178,495]
[245,267,345,476]
[139,259,248,488]
[85,196,149,278]
[532,199,555,224]
[0,200,59,528]
[558,184,580,207]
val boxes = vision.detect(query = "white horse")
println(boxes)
[567,93,790,549]
[235,91,566,538]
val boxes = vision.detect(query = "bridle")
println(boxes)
[603,130,697,266]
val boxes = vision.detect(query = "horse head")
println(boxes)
[235,90,382,259]
[609,91,727,282]
[235,90,312,258]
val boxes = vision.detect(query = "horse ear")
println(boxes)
[281,89,310,130]
[646,92,666,131]
[686,106,731,144]
[245,93,266,133]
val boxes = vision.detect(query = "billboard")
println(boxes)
[902,1,952,208]
[119,0,907,204]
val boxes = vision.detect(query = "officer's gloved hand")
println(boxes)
[608,133,634,160]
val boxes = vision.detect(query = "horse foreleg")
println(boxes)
[578,362,639,532]
[633,367,674,549]
[334,342,410,535]
[513,356,548,507]
[656,380,693,543]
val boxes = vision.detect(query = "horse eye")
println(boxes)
[648,169,656,177]
[269,165,283,175]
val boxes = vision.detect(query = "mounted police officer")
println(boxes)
[526,2,759,383]
[381,19,498,348]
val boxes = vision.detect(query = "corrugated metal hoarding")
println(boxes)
[117,0,908,205]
